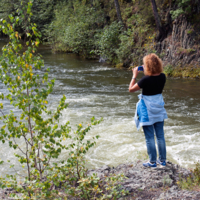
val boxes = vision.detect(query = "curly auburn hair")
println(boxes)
[143,53,163,76]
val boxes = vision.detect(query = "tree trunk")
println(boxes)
[150,0,161,31]
[114,0,123,23]
[150,0,166,41]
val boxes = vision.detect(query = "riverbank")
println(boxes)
[1,160,200,199]
[163,64,200,79]
[113,63,200,79]
[1,0,200,76]
[49,1,200,76]
[88,160,200,199]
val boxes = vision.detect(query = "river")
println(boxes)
[0,40,200,175]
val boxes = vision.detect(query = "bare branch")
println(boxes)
[27,87,34,147]
[13,138,26,155]
[22,133,32,146]
[26,147,31,181]
[0,109,6,117]
[37,143,43,180]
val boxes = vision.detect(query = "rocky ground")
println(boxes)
[1,160,200,199]
[88,160,200,200]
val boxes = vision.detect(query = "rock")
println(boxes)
[100,165,110,171]
[123,58,132,68]
[155,15,200,67]
[87,160,200,199]
[99,56,107,63]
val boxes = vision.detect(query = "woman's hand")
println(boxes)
[132,67,139,78]
[129,67,141,93]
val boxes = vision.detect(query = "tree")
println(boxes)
[0,1,100,198]
[150,0,161,32]
[114,0,123,24]
[150,0,166,41]
[0,0,57,37]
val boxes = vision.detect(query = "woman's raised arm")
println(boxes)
[129,67,141,93]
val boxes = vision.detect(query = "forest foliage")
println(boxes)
[1,0,200,66]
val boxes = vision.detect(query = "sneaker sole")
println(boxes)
[143,166,157,169]
[158,165,166,168]
[157,162,166,167]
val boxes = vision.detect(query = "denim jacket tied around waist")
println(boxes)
[134,94,168,130]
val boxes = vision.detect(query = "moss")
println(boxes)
[163,64,174,76]
[51,42,73,53]
[164,64,200,79]
[175,48,196,56]
[115,63,124,69]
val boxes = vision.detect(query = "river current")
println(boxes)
[0,40,200,175]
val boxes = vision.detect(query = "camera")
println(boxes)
[138,66,143,71]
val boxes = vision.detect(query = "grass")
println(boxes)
[177,162,200,191]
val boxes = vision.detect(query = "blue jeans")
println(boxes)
[142,121,166,163]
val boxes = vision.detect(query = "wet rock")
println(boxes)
[123,58,132,68]
[99,56,107,63]
[100,165,110,171]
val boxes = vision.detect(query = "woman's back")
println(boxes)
[137,73,166,95]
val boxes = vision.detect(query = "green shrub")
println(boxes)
[116,29,134,63]
[0,0,55,36]
[118,12,154,66]
[49,0,104,57]
[177,162,200,190]
[164,64,174,76]
[170,0,198,20]
[95,21,123,63]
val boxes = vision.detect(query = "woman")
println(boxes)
[129,53,168,168]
